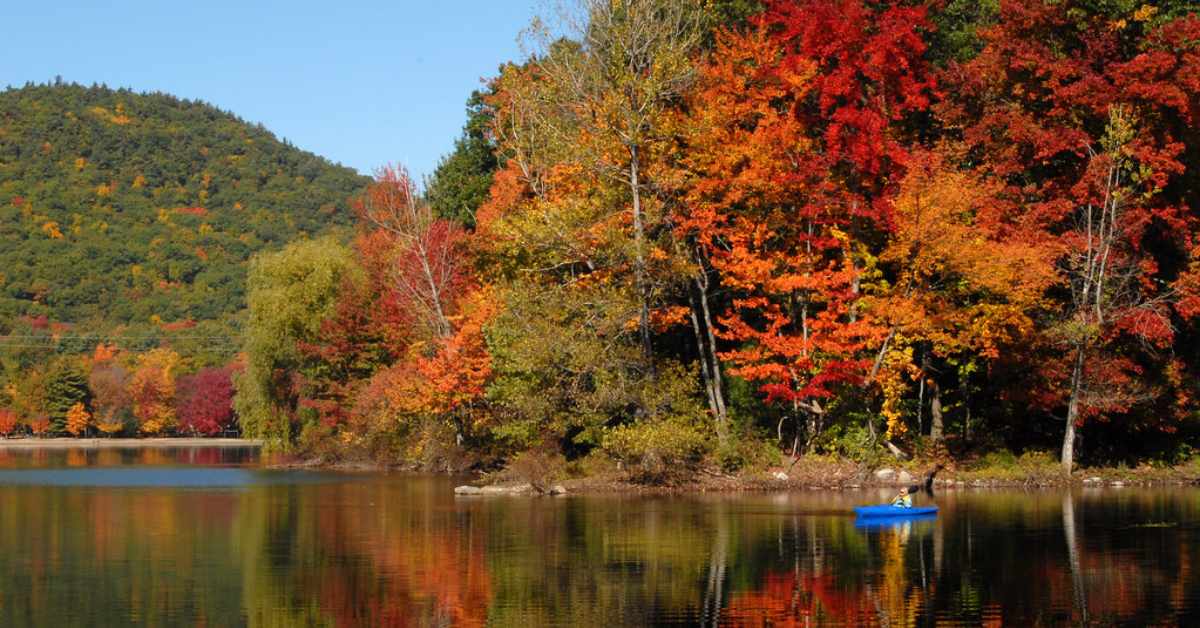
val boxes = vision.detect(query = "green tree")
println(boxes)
[44,357,90,433]
[425,90,499,228]
[234,236,360,444]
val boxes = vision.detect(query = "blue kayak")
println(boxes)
[854,504,938,518]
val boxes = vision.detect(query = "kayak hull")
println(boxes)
[854,504,938,518]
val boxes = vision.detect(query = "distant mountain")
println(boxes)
[0,82,369,331]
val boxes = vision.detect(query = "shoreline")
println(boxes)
[448,472,1200,497]
[278,455,1200,495]
[0,437,264,449]
[444,454,1200,495]
[9,442,1197,492]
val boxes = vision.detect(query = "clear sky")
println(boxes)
[2,1,538,180]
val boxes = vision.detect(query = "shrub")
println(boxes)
[503,449,566,490]
[714,436,782,473]
[814,422,886,466]
[96,421,124,437]
[602,419,710,484]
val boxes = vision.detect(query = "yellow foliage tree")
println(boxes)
[41,221,63,239]
[128,348,181,435]
[65,402,91,436]
[871,152,1057,441]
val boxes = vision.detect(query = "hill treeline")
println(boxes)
[0,82,367,326]
[0,82,368,437]
[234,0,1200,477]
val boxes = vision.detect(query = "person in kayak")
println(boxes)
[891,487,913,508]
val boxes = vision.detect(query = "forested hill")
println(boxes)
[0,82,369,329]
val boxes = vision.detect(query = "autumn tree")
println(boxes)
[235,236,359,443]
[1056,109,1175,471]
[357,166,466,341]
[674,0,936,452]
[89,359,132,434]
[940,1,1200,470]
[523,0,704,363]
[128,348,181,435]
[65,402,91,436]
[0,408,18,437]
[873,151,1056,443]
[176,366,237,436]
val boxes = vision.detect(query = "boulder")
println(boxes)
[874,468,897,482]
[897,470,914,485]
[548,484,568,496]
[454,485,482,495]
[480,483,534,495]
[772,471,789,481]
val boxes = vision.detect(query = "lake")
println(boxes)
[0,446,1193,626]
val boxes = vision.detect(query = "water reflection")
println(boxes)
[0,452,1196,626]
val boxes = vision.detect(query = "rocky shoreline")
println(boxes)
[448,462,1200,497]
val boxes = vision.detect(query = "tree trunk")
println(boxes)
[918,350,927,436]
[1061,344,1085,474]
[930,377,944,443]
[629,144,652,364]
[690,287,727,442]
[697,271,727,423]
[804,404,824,454]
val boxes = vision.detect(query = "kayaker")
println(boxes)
[891,487,912,508]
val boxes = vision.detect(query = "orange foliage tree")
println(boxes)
[677,21,891,452]
[65,402,91,436]
[0,409,18,437]
[128,348,180,435]
[872,152,1057,441]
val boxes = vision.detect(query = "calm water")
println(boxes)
[0,448,1194,626]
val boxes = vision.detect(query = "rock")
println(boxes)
[897,470,914,485]
[1083,476,1102,484]
[548,484,568,496]
[772,471,789,481]
[454,485,482,495]
[480,483,534,495]
[1110,481,1126,488]
[874,468,897,482]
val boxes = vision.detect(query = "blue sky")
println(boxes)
[2,1,538,179]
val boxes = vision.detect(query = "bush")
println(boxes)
[714,436,782,473]
[503,449,567,490]
[602,419,710,484]
[815,422,886,466]
[957,449,1065,483]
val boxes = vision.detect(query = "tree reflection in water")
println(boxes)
[0,457,1197,626]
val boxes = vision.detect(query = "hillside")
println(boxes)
[0,82,369,331]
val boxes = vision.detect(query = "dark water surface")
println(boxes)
[0,447,1194,626]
